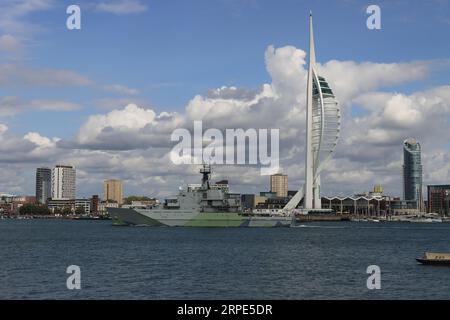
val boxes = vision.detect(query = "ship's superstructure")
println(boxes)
[161,164,241,213]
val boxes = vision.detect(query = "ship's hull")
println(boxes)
[416,258,450,266]
[108,207,292,227]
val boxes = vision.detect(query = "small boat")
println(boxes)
[416,252,450,266]
[410,218,443,223]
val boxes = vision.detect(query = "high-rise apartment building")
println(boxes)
[270,174,288,198]
[403,138,423,209]
[103,179,123,205]
[427,185,450,215]
[52,165,76,200]
[36,167,51,204]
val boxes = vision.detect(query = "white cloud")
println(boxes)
[30,100,82,112]
[0,124,63,195]
[74,104,183,150]
[0,64,92,86]
[317,60,429,107]
[0,0,54,18]
[347,86,450,147]
[186,84,276,128]
[0,0,55,51]
[0,96,22,117]
[328,168,375,185]
[0,124,56,163]
[24,132,59,148]
[66,46,447,196]
[79,104,156,141]
[103,84,139,95]
[94,97,148,110]
[265,45,307,99]
[0,123,8,134]
[0,34,21,52]
[96,0,148,15]
[382,94,422,127]
[0,96,82,117]
[1,45,450,198]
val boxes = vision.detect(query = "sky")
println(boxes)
[0,0,449,198]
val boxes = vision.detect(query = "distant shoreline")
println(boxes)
[0,215,111,221]
[1,215,449,224]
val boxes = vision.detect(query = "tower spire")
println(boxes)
[304,12,315,209]
[283,13,340,213]
[309,13,316,66]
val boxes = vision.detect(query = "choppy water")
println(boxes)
[0,220,449,299]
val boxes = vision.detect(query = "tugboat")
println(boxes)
[416,252,450,266]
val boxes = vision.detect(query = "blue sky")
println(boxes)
[2,0,450,138]
[1,0,450,197]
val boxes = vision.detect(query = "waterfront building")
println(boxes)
[270,174,288,197]
[0,203,12,215]
[36,167,51,204]
[254,195,267,208]
[369,184,384,198]
[321,195,431,216]
[11,196,36,203]
[373,184,384,194]
[388,199,423,215]
[322,195,406,216]
[47,199,75,213]
[1,196,37,215]
[75,199,91,214]
[242,193,290,211]
[103,179,123,205]
[260,191,277,199]
[403,138,423,210]
[322,196,388,216]
[52,165,76,200]
[99,200,119,215]
[285,14,341,211]
[427,185,450,215]
[353,185,385,199]
[131,199,159,207]
[241,194,255,210]
[91,195,100,215]
[256,197,289,210]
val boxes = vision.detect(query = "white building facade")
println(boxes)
[75,199,91,214]
[52,165,76,200]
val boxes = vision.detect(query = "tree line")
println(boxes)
[123,196,154,205]
[18,204,86,216]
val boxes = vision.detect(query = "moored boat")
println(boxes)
[416,252,450,266]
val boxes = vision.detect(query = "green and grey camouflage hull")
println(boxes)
[108,207,292,227]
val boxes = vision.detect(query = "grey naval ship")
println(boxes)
[108,165,293,227]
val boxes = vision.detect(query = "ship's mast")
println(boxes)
[200,164,211,190]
